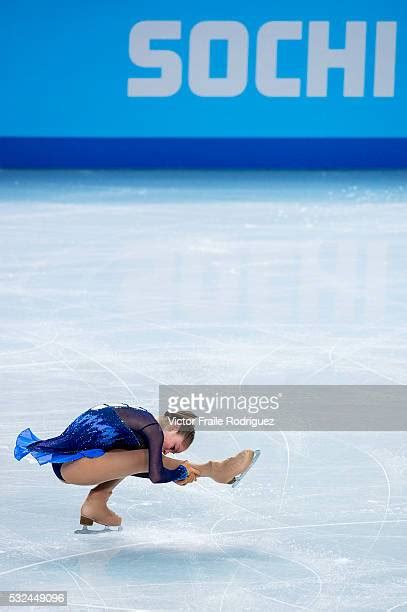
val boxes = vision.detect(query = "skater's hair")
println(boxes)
[159,410,197,448]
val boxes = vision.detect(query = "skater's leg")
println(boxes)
[80,477,126,527]
[62,447,193,485]
[62,448,257,529]
[61,447,255,486]
[132,452,256,484]
[86,452,129,492]
[61,448,151,485]
[177,451,256,484]
[89,477,124,494]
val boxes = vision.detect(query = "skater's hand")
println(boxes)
[175,461,200,486]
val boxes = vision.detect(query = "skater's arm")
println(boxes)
[141,423,188,484]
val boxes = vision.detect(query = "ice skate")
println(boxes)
[230,449,261,488]
[75,490,123,535]
[206,449,261,486]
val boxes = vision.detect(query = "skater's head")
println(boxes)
[159,410,196,455]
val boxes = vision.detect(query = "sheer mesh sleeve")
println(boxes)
[113,405,187,484]
[140,423,188,483]
[113,405,158,431]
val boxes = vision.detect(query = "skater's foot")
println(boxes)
[80,489,122,527]
[207,450,255,484]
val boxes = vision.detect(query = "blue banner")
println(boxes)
[1,0,405,139]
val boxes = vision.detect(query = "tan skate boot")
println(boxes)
[80,489,122,527]
[202,450,255,484]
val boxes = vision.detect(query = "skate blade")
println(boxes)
[231,449,261,489]
[74,525,123,535]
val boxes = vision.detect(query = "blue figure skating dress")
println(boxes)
[14,404,188,483]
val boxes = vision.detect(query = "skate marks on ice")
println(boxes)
[1,170,407,609]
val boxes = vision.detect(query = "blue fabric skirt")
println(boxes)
[14,405,145,467]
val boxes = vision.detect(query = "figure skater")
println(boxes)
[14,403,260,533]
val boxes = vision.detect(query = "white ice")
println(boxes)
[1,169,407,611]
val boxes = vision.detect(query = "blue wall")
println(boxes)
[1,0,406,167]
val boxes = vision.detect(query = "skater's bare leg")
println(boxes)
[136,453,255,483]
[80,476,126,527]
[129,451,255,484]
[61,449,148,485]
[61,447,254,486]
[63,449,255,528]
[177,451,255,484]
[89,477,124,494]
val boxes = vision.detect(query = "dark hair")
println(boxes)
[162,410,197,448]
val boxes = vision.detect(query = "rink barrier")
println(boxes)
[1,137,406,169]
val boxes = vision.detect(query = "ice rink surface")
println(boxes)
[1,169,407,611]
